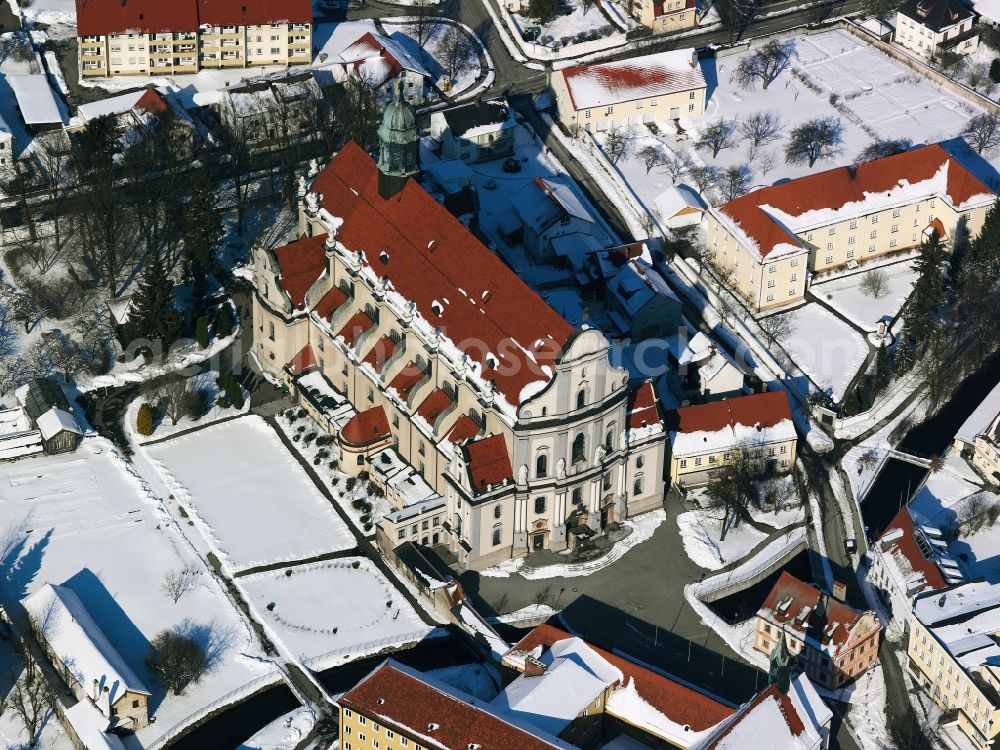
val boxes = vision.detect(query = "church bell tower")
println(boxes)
[377,80,420,200]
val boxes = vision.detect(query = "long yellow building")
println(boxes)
[706,144,994,312]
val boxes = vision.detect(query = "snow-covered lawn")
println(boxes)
[812,260,918,332]
[773,302,869,403]
[238,558,431,669]
[235,705,313,750]
[146,416,355,573]
[513,0,630,45]
[676,508,768,570]
[606,29,993,218]
[0,440,272,749]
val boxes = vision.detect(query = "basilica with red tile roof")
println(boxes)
[251,90,666,570]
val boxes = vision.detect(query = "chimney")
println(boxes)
[832,581,847,602]
[524,655,547,678]
[92,679,99,702]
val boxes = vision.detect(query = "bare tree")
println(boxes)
[407,0,447,46]
[758,312,793,346]
[603,126,634,164]
[966,60,994,93]
[636,144,666,174]
[784,117,843,167]
[963,112,1000,154]
[855,137,913,164]
[146,625,210,695]
[662,150,694,183]
[857,448,880,473]
[720,164,753,202]
[162,565,202,604]
[9,656,52,747]
[438,25,476,84]
[957,494,999,535]
[696,117,740,158]
[689,164,723,198]
[155,378,197,426]
[703,441,765,539]
[740,111,783,161]
[733,40,791,90]
[757,149,778,176]
[860,269,890,298]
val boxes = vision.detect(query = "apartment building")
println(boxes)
[665,389,796,487]
[706,144,994,311]
[627,0,699,32]
[76,0,312,79]
[755,572,882,690]
[251,91,666,570]
[908,581,1000,750]
[868,507,962,636]
[953,380,1000,482]
[552,49,707,133]
[895,0,979,59]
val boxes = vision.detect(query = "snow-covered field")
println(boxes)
[0,440,273,749]
[676,508,768,570]
[238,558,431,669]
[235,705,314,750]
[146,416,355,573]
[608,29,994,218]
[773,302,869,402]
[812,260,918,332]
[513,0,629,44]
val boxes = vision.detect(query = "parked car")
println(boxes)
[502,158,522,173]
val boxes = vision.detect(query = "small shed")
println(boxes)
[15,378,81,454]
[653,183,707,229]
[8,74,66,133]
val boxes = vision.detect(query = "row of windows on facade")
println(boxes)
[679,444,788,468]
[90,24,309,41]
[585,100,697,118]
[343,711,423,749]
[912,642,991,729]
[581,90,698,116]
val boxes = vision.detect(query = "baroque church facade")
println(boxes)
[250,87,666,569]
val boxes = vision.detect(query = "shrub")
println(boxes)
[345,477,358,492]
[360,513,372,525]
[991,58,1000,83]
[352,498,367,511]
[136,403,155,436]
[365,480,377,496]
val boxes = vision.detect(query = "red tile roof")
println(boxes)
[336,311,375,350]
[416,388,455,425]
[462,434,513,494]
[446,415,482,445]
[76,0,199,36]
[720,144,992,259]
[759,571,867,649]
[340,405,391,447]
[76,0,310,36]
[270,233,328,310]
[511,624,734,733]
[702,685,805,748]
[388,361,426,401]
[627,380,661,429]
[361,334,400,372]
[135,89,169,115]
[879,507,948,592]
[308,143,574,406]
[314,286,348,321]
[666,390,792,434]
[198,0,311,26]
[285,344,318,376]
[340,661,568,749]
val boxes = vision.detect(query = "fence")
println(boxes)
[300,628,447,671]
[146,669,284,750]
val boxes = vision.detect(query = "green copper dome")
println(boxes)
[377,80,420,180]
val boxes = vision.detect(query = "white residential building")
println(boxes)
[505,176,596,262]
[430,98,517,164]
[895,0,978,59]
[338,31,432,105]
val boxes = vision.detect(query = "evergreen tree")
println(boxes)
[125,250,183,355]
[182,162,223,307]
[195,316,209,348]
[136,402,155,436]
[907,230,948,344]
[874,342,890,392]
[893,324,915,377]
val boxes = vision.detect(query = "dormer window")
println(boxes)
[915,0,931,17]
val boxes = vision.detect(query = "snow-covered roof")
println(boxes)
[425,157,475,187]
[493,637,623,736]
[340,31,430,89]
[973,0,1000,23]
[64,701,126,750]
[701,674,831,749]
[668,390,796,458]
[956,379,1000,446]
[0,407,32,436]
[8,74,64,126]
[23,584,150,717]
[438,98,516,139]
[718,145,993,261]
[36,406,81,440]
[654,183,706,220]
[509,177,594,232]
[77,88,167,122]
[609,257,681,318]
[559,49,706,111]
